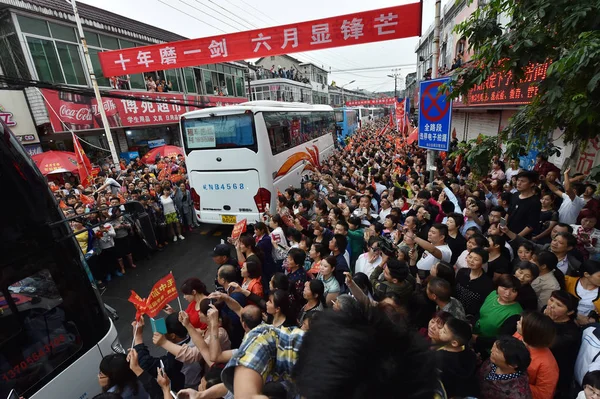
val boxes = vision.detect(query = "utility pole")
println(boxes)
[68,0,120,169]
[427,0,442,182]
[387,68,402,98]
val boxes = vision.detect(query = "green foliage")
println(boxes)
[450,0,600,144]
[450,134,502,178]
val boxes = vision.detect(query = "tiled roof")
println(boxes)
[0,0,187,43]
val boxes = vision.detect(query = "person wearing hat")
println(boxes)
[543,290,582,399]
[369,257,414,304]
[507,170,541,239]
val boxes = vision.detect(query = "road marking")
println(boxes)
[213,231,222,236]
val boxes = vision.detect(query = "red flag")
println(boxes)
[128,290,147,321]
[72,133,93,188]
[79,194,95,207]
[59,200,67,209]
[231,219,248,240]
[145,273,179,318]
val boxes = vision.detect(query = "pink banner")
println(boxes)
[345,97,396,106]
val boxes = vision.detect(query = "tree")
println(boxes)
[450,0,600,145]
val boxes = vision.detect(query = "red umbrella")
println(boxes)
[31,150,78,175]
[407,126,419,145]
[141,145,184,164]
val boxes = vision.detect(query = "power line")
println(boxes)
[330,64,417,73]
[202,0,259,29]
[156,0,226,33]
[175,0,241,32]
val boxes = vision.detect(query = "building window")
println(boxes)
[236,77,244,98]
[129,73,146,89]
[17,15,50,36]
[99,34,119,50]
[48,22,77,43]
[184,68,196,93]
[26,37,64,84]
[56,42,87,85]
[88,48,109,86]
[84,30,100,47]
[203,70,214,94]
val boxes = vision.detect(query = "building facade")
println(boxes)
[413,0,596,172]
[0,0,247,161]
[252,54,377,106]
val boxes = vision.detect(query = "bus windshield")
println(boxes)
[181,113,256,153]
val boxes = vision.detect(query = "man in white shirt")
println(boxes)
[546,167,586,224]
[95,173,121,196]
[404,223,452,279]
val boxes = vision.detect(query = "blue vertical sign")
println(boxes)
[418,77,452,151]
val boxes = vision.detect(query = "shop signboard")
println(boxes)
[0,90,40,143]
[41,88,247,133]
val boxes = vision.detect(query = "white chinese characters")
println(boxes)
[374,13,398,35]
[310,24,332,45]
[341,18,364,40]
[159,47,177,65]
[208,39,228,58]
[114,54,131,71]
[137,51,154,68]
[281,28,299,49]
[252,33,272,52]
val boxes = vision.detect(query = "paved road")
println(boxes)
[101,224,232,354]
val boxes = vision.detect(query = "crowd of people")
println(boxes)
[70,118,600,399]
[252,64,310,84]
[50,152,196,291]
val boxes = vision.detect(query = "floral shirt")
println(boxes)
[479,359,532,399]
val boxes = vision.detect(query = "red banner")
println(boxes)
[231,219,248,240]
[40,88,246,133]
[72,133,93,187]
[98,3,421,77]
[145,273,179,318]
[345,97,396,106]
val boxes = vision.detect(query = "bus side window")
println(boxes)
[0,269,82,396]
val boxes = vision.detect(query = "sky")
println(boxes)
[78,0,448,93]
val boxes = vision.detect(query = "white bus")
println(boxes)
[352,106,373,128]
[180,101,336,225]
[1,122,121,398]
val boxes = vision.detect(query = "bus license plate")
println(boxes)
[221,215,236,224]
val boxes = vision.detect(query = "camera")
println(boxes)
[377,236,397,257]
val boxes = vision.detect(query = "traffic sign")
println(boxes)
[418,77,452,151]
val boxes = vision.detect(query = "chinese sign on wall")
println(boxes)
[457,62,550,107]
[98,4,422,76]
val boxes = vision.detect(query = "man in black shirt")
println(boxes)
[507,171,541,239]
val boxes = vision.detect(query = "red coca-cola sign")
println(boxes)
[41,88,247,133]
[59,103,93,124]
